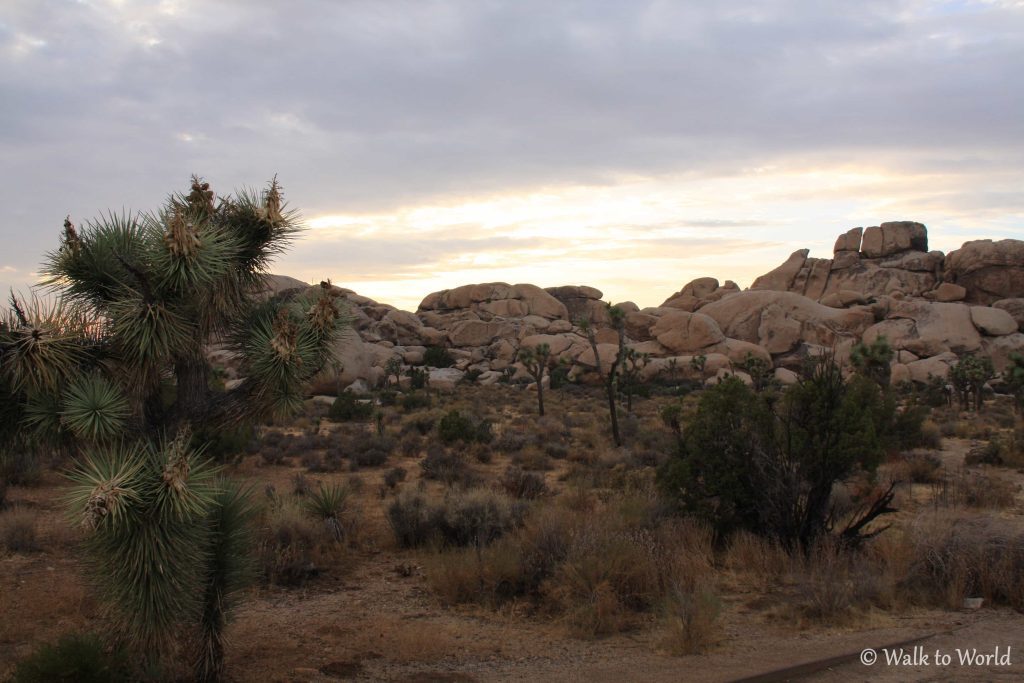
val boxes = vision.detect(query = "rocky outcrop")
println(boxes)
[661,277,741,311]
[242,220,1024,394]
[945,240,1024,305]
[699,291,874,354]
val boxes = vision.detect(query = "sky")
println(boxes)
[2,0,1023,311]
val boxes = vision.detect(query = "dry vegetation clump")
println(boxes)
[256,489,359,586]
[889,449,944,483]
[425,488,719,646]
[929,468,1019,509]
[500,465,548,499]
[387,487,523,550]
[900,513,1024,609]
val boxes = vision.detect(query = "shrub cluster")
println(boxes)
[438,410,493,445]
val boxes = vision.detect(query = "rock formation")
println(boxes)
[214,222,1023,395]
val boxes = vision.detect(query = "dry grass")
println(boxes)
[929,468,1019,510]
[901,513,1024,610]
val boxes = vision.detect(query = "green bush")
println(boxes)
[438,410,492,445]
[424,345,455,368]
[659,358,891,547]
[328,392,374,421]
[12,633,132,682]
[400,391,432,412]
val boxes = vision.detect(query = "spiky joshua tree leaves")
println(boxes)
[1,177,344,680]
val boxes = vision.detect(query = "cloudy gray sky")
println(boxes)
[2,0,1023,309]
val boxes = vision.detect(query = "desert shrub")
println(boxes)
[438,489,522,548]
[512,445,552,471]
[659,587,721,655]
[322,446,345,472]
[292,473,314,497]
[398,433,421,458]
[0,477,6,509]
[407,411,437,435]
[259,445,287,466]
[384,466,407,490]
[933,469,1018,509]
[377,389,399,407]
[406,367,429,390]
[901,514,1024,609]
[659,362,892,548]
[328,393,374,422]
[424,345,455,368]
[544,441,570,460]
[349,433,395,469]
[468,442,493,464]
[723,531,791,589]
[11,633,132,683]
[918,419,942,449]
[501,465,548,499]
[0,506,40,553]
[995,425,1024,468]
[438,410,493,445]
[967,436,1019,468]
[301,451,325,472]
[895,450,943,484]
[305,483,350,541]
[495,428,531,453]
[387,490,443,548]
[257,500,325,586]
[261,430,284,447]
[420,444,475,486]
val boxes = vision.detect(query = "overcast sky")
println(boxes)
[2,0,1023,310]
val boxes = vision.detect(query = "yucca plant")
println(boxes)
[1,177,345,680]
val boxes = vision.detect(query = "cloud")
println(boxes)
[0,0,1022,308]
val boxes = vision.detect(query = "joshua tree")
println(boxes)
[950,353,994,412]
[1,177,344,680]
[850,335,894,387]
[740,351,772,393]
[1004,352,1024,414]
[689,353,707,385]
[619,347,649,413]
[578,306,627,445]
[518,342,552,416]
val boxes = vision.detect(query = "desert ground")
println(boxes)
[3,382,1023,682]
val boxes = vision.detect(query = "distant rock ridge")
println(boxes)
[225,221,1023,394]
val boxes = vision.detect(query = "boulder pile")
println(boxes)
[213,223,1024,393]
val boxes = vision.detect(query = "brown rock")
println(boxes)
[970,306,1017,337]
[981,333,1024,372]
[928,282,967,302]
[650,311,726,353]
[861,221,928,259]
[993,299,1024,332]
[625,311,659,341]
[833,227,863,253]
[700,291,873,351]
[750,249,808,291]
[865,300,981,356]
[447,320,517,347]
[945,239,1024,304]
[520,333,575,357]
